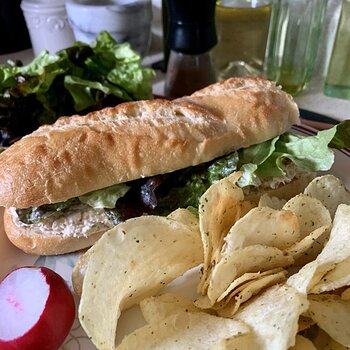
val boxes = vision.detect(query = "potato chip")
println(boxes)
[323,338,350,350]
[304,175,350,218]
[140,293,201,324]
[258,194,286,210]
[307,294,350,347]
[72,247,93,296]
[289,335,317,350]
[288,204,350,294]
[196,268,285,310]
[221,207,300,253]
[79,216,203,350]
[298,316,315,332]
[283,194,331,239]
[116,311,250,350]
[207,245,293,303]
[197,172,246,294]
[306,327,333,350]
[212,332,261,349]
[167,208,199,233]
[341,288,350,301]
[235,284,308,350]
[284,225,331,266]
[217,267,285,302]
[311,256,350,294]
[216,270,287,317]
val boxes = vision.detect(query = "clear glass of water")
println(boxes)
[323,0,350,100]
[263,0,327,96]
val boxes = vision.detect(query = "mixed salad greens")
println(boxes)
[0,31,155,146]
[17,120,350,225]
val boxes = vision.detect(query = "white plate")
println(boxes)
[0,124,349,349]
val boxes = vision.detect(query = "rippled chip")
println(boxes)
[216,270,287,318]
[288,204,350,294]
[341,288,350,301]
[298,316,315,332]
[117,311,250,350]
[222,206,300,253]
[323,338,350,350]
[204,205,300,304]
[167,208,199,233]
[140,293,201,324]
[207,245,293,303]
[212,332,261,349]
[283,194,331,238]
[284,225,331,266]
[289,335,317,350]
[235,284,308,350]
[304,175,350,218]
[311,256,350,294]
[307,294,350,347]
[258,194,286,210]
[197,172,247,294]
[79,215,203,350]
[217,268,285,303]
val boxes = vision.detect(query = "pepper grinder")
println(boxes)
[164,0,217,98]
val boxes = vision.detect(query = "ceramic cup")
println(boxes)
[21,0,75,56]
[65,0,153,57]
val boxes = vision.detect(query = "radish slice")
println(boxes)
[0,266,75,350]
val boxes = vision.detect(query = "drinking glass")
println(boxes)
[264,0,327,95]
[324,0,350,100]
[213,0,273,79]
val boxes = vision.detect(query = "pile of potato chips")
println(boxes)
[75,173,350,350]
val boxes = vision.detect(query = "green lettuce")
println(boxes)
[16,120,350,224]
[238,121,350,186]
[0,31,155,146]
[78,183,131,209]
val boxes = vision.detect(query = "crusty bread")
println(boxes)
[3,209,106,255]
[0,77,299,209]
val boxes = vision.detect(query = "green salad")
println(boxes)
[0,31,155,146]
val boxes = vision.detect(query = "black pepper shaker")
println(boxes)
[164,0,217,98]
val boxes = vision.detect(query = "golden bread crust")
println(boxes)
[0,77,299,208]
[3,209,105,255]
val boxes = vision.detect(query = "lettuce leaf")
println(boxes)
[0,31,155,145]
[17,120,350,224]
[329,120,350,149]
[78,183,131,209]
[64,76,133,111]
[238,121,349,186]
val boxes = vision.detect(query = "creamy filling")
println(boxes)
[9,204,115,238]
[242,163,312,197]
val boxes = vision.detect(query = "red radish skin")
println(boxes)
[0,266,75,350]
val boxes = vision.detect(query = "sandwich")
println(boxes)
[0,77,347,255]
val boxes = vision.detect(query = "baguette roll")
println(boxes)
[0,78,299,209]
[0,77,301,255]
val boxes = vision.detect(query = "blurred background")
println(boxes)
[0,0,349,121]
